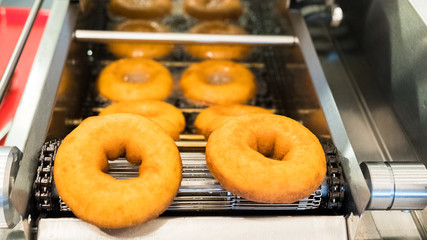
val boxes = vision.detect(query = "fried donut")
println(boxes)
[195,104,272,138]
[183,0,243,20]
[54,114,182,228]
[110,0,172,19]
[206,114,326,203]
[180,60,256,105]
[97,58,173,102]
[108,20,173,59]
[186,21,251,60]
[99,101,185,140]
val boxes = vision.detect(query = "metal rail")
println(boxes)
[74,30,299,46]
[0,0,44,103]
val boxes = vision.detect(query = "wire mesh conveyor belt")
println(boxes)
[38,0,345,215]
[33,139,344,213]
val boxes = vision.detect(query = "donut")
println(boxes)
[194,104,272,138]
[180,60,256,105]
[186,21,251,60]
[97,58,173,102]
[99,101,185,140]
[183,0,243,20]
[206,114,326,203]
[109,0,172,19]
[108,20,173,59]
[53,114,182,228]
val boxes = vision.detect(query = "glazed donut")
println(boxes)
[206,114,326,203]
[54,114,182,228]
[110,0,172,19]
[108,20,173,59]
[180,60,256,105]
[99,101,185,140]
[183,0,243,20]
[186,21,251,60]
[97,58,173,102]
[195,104,272,138]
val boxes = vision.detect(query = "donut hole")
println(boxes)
[123,71,150,83]
[262,152,283,161]
[207,71,232,85]
[250,134,289,161]
[105,148,141,180]
[258,148,286,161]
[108,159,140,180]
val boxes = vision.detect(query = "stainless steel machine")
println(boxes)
[0,0,426,239]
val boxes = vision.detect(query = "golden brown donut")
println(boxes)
[183,0,243,20]
[110,0,172,19]
[54,114,182,228]
[194,104,272,138]
[206,114,326,203]
[97,58,173,102]
[99,101,185,140]
[186,21,251,60]
[108,20,173,59]
[180,60,256,105]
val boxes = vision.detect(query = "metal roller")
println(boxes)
[0,147,22,228]
[361,162,427,210]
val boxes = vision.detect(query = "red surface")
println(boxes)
[0,7,49,145]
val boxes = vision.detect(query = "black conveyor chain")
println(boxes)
[321,139,345,209]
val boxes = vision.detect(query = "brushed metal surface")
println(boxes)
[391,163,427,210]
[37,216,347,240]
[317,0,427,237]
[289,11,370,216]
[370,211,422,240]
[360,162,394,210]
[344,0,427,165]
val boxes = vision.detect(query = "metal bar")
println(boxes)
[74,30,298,46]
[0,0,44,103]
[176,141,206,148]
[7,0,76,217]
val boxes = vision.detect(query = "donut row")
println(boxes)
[54,110,326,228]
[110,0,244,20]
[97,58,256,105]
[109,20,250,60]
